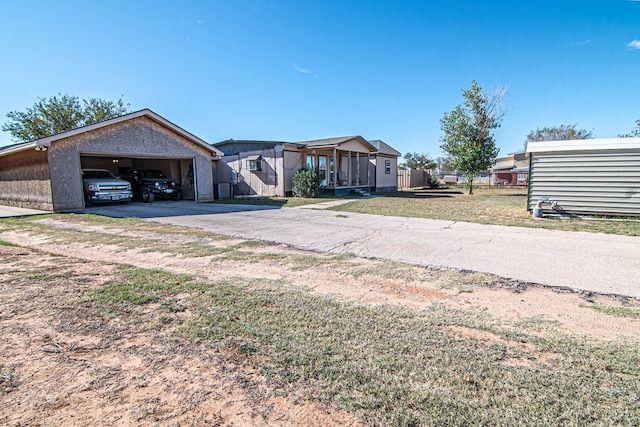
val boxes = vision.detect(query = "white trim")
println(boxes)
[526,137,640,153]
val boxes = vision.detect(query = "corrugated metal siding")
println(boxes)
[528,149,640,216]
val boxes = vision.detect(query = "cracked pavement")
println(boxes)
[80,200,640,298]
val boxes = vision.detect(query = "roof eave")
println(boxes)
[1,109,223,157]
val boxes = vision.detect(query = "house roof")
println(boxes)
[297,135,377,151]
[214,139,296,147]
[213,135,398,155]
[368,139,401,157]
[0,109,223,158]
[526,137,640,153]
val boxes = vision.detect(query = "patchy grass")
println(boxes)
[87,266,640,426]
[0,240,17,247]
[331,187,640,236]
[91,266,195,317]
[3,214,640,426]
[588,304,640,320]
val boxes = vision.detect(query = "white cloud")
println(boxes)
[570,39,593,47]
[293,64,313,74]
[293,64,318,79]
[628,40,640,49]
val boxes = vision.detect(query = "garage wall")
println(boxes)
[0,148,53,210]
[48,116,214,211]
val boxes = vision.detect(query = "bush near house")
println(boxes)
[292,168,322,198]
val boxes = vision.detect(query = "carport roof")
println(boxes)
[0,109,223,158]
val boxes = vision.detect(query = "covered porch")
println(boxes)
[301,136,376,195]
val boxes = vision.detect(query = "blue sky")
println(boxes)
[1,0,639,157]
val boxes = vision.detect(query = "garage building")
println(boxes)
[0,109,222,211]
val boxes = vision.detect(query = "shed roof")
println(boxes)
[368,139,401,157]
[0,109,223,158]
[526,137,640,153]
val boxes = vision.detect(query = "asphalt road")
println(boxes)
[80,200,640,299]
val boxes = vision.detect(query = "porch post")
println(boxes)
[333,147,337,187]
[348,151,352,187]
[356,152,360,186]
[367,153,371,186]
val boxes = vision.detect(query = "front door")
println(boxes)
[318,155,327,187]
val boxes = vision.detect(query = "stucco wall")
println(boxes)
[0,148,53,210]
[48,117,214,211]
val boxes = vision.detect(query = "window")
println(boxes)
[385,160,391,174]
[306,154,316,169]
[247,155,262,171]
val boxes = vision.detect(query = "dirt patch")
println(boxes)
[448,325,556,368]
[0,245,363,427]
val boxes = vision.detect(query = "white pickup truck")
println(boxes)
[82,169,133,207]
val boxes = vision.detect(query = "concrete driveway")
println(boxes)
[84,201,640,298]
[0,205,49,218]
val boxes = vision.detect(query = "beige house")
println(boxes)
[214,136,399,196]
[369,139,401,192]
[491,151,530,186]
[0,109,222,211]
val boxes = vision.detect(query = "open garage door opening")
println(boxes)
[80,155,197,204]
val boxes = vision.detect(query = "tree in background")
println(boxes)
[399,152,436,172]
[619,119,640,138]
[440,81,506,195]
[2,94,130,142]
[434,156,455,176]
[525,124,593,144]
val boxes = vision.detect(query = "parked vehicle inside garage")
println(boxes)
[127,169,182,203]
[82,169,133,207]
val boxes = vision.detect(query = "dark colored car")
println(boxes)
[128,170,182,203]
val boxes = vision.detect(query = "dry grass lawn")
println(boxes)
[1,214,639,426]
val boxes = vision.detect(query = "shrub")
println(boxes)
[428,175,440,189]
[292,168,323,198]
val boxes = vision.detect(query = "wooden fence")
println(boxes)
[397,169,428,189]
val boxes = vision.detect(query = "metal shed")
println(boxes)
[526,138,640,216]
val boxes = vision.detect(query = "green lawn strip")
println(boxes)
[97,271,634,427]
[329,188,640,236]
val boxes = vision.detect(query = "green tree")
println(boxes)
[400,152,437,172]
[619,119,640,138]
[525,124,593,143]
[440,81,506,195]
[2,94,130,142]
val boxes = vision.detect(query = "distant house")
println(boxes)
[526,138,640,216]
[214,136,399,197]
[491,151,530,186]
